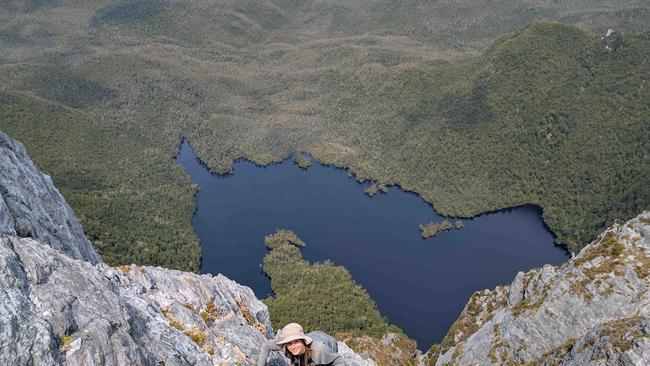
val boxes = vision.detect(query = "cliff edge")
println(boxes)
[0,131,99,263]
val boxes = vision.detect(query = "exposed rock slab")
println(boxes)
[0,235,373,365]
[434,212,650,365]
[1,235,215,365]
[0,131,99,263]
[338,342,379,366]
[541,316,650,366]
[0,236,59,365]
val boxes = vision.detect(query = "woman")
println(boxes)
[256,323,347,366]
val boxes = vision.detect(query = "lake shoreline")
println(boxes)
[173,138,570,348]
[173,137,569,255]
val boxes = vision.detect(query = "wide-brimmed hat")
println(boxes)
[276,323,312,346]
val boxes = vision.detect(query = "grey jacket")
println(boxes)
[256,331,346,366]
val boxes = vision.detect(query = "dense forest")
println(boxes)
[0,0,648,271]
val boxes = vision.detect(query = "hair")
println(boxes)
[284,341,313,366]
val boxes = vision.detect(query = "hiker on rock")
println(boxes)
[256,323,347,366]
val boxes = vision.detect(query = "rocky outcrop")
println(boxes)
[0,235,269,365]
[541,316,650,366]
[0,131,99,263]
[340,332,421,366]
[0,233,377,365]
[433,212,650,365]
[0,130,374,365]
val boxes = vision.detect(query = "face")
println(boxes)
[286,339,306,356]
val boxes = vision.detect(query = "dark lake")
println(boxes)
[173,139,569,349]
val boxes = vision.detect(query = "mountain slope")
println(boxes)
[318,22,650,253]
[2,117,650,365]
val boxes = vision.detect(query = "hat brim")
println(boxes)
[276,334,312,346]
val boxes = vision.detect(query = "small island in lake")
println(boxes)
[420,220,453,238]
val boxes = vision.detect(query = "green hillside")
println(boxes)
[0,0,648,270]
[0,91,200,269]
[313,22,650,252]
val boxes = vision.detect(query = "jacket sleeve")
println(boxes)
[256,339,280,366]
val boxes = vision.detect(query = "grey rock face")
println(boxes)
[0,131,99,263]
[0,234,264,365]
[435,212,650,365]
[541,317,650,366]
[112,264,274,365]
[338,342,378,366]
[1,235,213,365]
[0,235,373,366]
[0,236,59,365]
